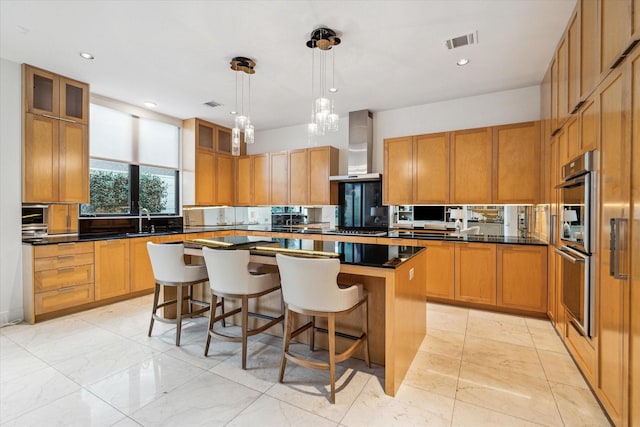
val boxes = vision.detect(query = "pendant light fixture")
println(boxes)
[230,56,256,155]
[306,27,341,144]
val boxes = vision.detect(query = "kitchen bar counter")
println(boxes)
[183,236,427,397]
[22,224,547,247]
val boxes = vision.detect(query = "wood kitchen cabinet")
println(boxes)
[551,56,559,133]
[596,58,631,427]
[567,10,581,114]
[579,97,598,153]
[129,236,162,293]
[195,149,215,205]
[450,127,492,204]
[422,241,455,300]
[94,239,130,301]
[216,125,233,154]
[580,0,598,100]
[48,204,79,234]
[492,121,541,204]
[215,153,235,205]
[600,0,634,73]
[270,151,289,205]
[497,245,547,313]
[289,148,309,205]
[22,65,89,204]
[383,136,413,205]
[557,35,569,127]
[566,116,580,162]
[308,146,338,205]
[414,133,450,204]
[235,156,253,206]
[23,241,95,323]
[454,243,496,305]
[24,64,89,125]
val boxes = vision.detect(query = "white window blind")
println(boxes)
[139,117,179,169]
[89,104,133,162]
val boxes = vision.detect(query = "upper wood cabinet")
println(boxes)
[493,121,541,204]
[450,127,492,204]
[24,64,89,125]
[270,151,289,205]
[580,0,599,100]
[235,156,253,206]
[215,153,235,205]
[253,153,270,205]
[195,149,215,205]
[566,116,580,161]
[568,11,581,113]
[289,149,309,205]
[191,118,243,155]
[600,0,634,73]
[308,146,339,206]
[183,118,238,206]
[580,97,598,153]
[383,136,413,205]
[414,133,450,204]
[48,204,78,234]
[23,65,89,204]
[557,35,570,127]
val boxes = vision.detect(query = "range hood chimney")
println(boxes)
[330,110,380,181]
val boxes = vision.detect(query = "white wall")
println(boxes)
[0,58,23,324]
[252,85,541,174]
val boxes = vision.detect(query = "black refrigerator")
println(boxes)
[338,181,388,230]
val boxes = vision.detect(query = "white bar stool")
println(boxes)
[147,242,212,346]
[275,253,370,404]
[201,248,284,369]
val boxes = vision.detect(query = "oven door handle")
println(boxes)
[554,248,586,264]
[555,177,585,189]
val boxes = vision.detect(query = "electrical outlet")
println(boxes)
[409,268,414,280]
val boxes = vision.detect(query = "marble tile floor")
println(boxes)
[0,296,611,426]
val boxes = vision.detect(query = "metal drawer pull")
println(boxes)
[57,255,74,259]
[58,242,75,246]
[57,267,75,272]
[57,286,77,292]
[554,248,585,264]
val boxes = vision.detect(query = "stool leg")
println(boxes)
[328,313,336,404]
[241,295,249,370]
[204,294,217,356]
[221,297,226,328]
[148,283,160,337]
[175,285,183,346]
[362,298,370,368]
[187,284,193,314]
[309,316,316,351]
[279,307,292,383]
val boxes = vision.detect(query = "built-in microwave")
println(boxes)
[22,205,48,238]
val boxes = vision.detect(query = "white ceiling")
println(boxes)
[0,0,576,131]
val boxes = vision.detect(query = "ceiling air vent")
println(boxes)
[203,100,222,108]
[445,31,478,49]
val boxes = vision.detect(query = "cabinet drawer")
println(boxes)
[35,264,94,292]
[34,242,93,258]
[34,252,94,272]
[35,283,94,315]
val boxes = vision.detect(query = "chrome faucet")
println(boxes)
[138,204,150,233]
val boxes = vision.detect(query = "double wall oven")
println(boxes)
[555,151,595,337]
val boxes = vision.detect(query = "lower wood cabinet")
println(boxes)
[129,236,161,293]
[454,243,497,305]
[421,241,455,299]
[497,245,548,313]
[94,239,130,301]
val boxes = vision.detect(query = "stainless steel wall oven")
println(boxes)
[555,151,595,337]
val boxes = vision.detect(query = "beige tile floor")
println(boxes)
[0,296,612,426]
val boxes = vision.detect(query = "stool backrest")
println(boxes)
[202,248,253,294]
[147,242,187,283]
[276,254,356,312]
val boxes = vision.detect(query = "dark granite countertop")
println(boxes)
[184,236,424,269]
[22,225,546,247]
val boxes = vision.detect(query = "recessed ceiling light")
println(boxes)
[329,87,338,93]
[143,101,157,108]
[79,52,94,60]
[457,58,470,66]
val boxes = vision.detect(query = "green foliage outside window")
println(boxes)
[81,171,167,214]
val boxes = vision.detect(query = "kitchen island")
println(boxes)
[183,236,427,397]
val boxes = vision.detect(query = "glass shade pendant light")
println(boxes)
[306,27,341,142]
[230,56,256,154]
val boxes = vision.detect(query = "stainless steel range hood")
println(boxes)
[330,110,380,181]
